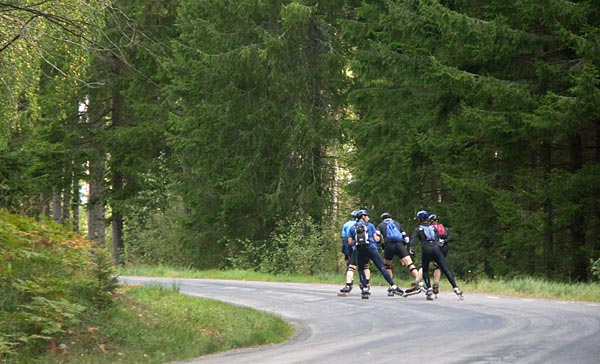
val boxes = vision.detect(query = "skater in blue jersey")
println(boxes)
[348,210,405,299]
[409,210,463,301]
[338,210,371,296]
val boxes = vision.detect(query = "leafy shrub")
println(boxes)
[591,258,600,282]
[224,238,269,271]
[225,218,337,275]
[0,209,117,360]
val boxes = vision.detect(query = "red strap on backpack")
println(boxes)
[435,223,447,235]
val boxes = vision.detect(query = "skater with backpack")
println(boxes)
[338,210,371,296]
[428,213,453,298]
[348,209,405,299]
[377,212,424,297]
[409,210,463,301]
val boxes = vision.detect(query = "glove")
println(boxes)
[404,236,410,244]
[409,247,415,255]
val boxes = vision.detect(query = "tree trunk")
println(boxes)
[112,214,124,266]
[568,134,587,281]
[62,178,71,226]
[541,142,555,277]
[52,185,62,223]
[111,171,124,265]
[39,192,50,218]
[109,52,125,265]
[71,174,80,231]
[87,158,106,247]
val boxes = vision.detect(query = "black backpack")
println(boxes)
[354,223,369,246]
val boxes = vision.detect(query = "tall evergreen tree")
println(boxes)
[83,0,178,263]
[342,0,600,280]
[168,0,347,267]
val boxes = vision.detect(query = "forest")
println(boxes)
[1,0,599,282]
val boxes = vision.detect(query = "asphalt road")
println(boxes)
[120,277,600,364]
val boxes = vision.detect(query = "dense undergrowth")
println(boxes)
[0,209,118,362]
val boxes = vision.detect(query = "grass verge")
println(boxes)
[22,284,293,364]
[120,264,600,303]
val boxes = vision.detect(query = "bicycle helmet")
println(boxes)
[356,209,370,218]
[351,210,359,218]
[416,210,429,221]
[380,212,392,220]
[429,214,439,221]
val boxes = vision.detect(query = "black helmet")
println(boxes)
[380,212,392,220]
[429,214,439,221]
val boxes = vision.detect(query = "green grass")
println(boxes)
[120,264,600,303]
[464,277,600,302]
[24,284,293,364]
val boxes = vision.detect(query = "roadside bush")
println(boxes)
[225,218,337,275]
[591,258,600,282]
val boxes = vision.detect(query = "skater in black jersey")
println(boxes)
[409,210,463,301]
[377,212,424,296]
[428,213,452,297]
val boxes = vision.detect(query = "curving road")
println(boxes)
[120,277,600,364]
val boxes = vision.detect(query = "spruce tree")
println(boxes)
[342,0,600,280]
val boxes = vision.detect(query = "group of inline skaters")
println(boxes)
[338,209,464,301]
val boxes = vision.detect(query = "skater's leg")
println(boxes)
[383,259,393,279]
[401,256,420,280]
[432,247,459,289]
[383,242,395,279]
[421,245,433,289]
[369,248,394,286]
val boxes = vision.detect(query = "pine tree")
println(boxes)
[342,0,600,280]
[168,0,347,267]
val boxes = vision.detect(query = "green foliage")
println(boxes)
[225,218,337,275]
[125,196,229,270]
[168,0,347,259]
[0,0,101,219]
[341,0,600,282]
[591,258,600,282]
[78,252,120,309]
[0,210,117,361]
[2,0,599,284]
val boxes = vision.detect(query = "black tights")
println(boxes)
[421,242,457,289]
